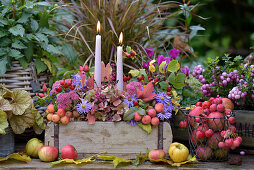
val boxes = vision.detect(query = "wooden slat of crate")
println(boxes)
[45,121,172,159]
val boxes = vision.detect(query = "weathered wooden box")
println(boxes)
[45,121,172,159]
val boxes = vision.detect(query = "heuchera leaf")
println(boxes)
[97,155,133,168]
[0,98,12,111]
[32,105,46,134]
[11,89,31,115]
[101,62,112,82]
[0,153,31,162]
[134,150,149,166]
[87,113,96,124]
[0,84,13,98]
[87,77,94,89]
[78,71,86,87]
[136,82,156,102]
[0,110,8,135]
[51,156,95,166]
[138,123,152,134]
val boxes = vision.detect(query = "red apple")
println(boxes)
[38,145,58,162]
[222,98,234,111]
[61,145,78,160]
[155,103,164,113]
[188,106,204,126]
[151,117,159,126]
[148,150,165,162]
[209,104,217,112]
[217,104,225,112]
[207,133,223,149]
[142,115,151,124]
[134,112,142,121]
[207,112,224,131]
[148,109,156,117]
[47,104,55,113]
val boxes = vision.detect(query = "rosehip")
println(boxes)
[42,84,47,92]
[202,101,211,109]
[167,92,171,96]
[228,117,235,124]
[133,101,138,106]
[56,86,62,92]
[66,80,72,86]
[83,65,89,72]
[70,84,75,90]
[60,79,65,86]
[131,51,136,56]
[38,93,45,98]
[167,86,172,92]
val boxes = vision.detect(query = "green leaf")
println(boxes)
[8,24,25,37]
[30,19,39,32]
[129,69,139,77]
[12,40,27,49]
[0,56,8,74]
[0,110,8,135]
[35,59,47,74]
[32,105,46,132]
[0,19,8,26]
[168,73,186,89]
[35,33,48,44]
[17,13,32,23]
[43,44,62,55]
[139,69,148,82]
[0,152,31,162]
[39,28,55,36]
[134,150,149,166]
[159,81,169,90]
[126,46,131,53]
[11,89,31,115]
[137,108,146,116]
[9,106,35,134]
[138,124,152,134]
[0,30,8,38]
[24,42,33,62]
[167,60,180,72]
[39,12,49,28]
[159,61,166,73]
[97,155,133,168]
[8,49,23,59]
[123,107,138,121]
[61,43,78,63]
[19,58,30,70]
[41,58,52,73]
[168,73,175,85]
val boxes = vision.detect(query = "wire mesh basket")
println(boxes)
[185,111,234,161]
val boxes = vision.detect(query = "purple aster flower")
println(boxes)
[157,111,172,120]
[124,95,137,107]
[180,66,190,77]
[77,99,91,114]
[156,92,171,105]
[163,100,173,113]
[72,74,87,90]
[127,120,137,126]
[145,48,154,58]
[170,48,180,60]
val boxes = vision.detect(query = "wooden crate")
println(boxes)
[234,110,254,148]
[45,121,172,159]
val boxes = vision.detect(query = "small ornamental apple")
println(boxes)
[209,104,217,112]
[225,109,232,116]
[52,114,60,123]
[61,145,78,160]
[195,102,202,107]
[225,138,234,148]
[205,129,214,138]
[148,150,165,162]
[60,116,70,125]
[235,136,242,143]
[196,130,205,139]
[148,109,156,117]
[47,113,53,121]
[217,104,225,112]
[179,121,187,128]
[151,117,159,126]
[60,79,65,86]
[133,101,138,106]
[214,98,222,104]
[218,142,225,148]
[220,130,226,138]
[47,104,55,113]
[202,101,211,109]
[142,115,151,124]
[228,117,235,124]
[38,145,58,162]
[155,103,164,113]
[233,139,241,147]
[134,112,142,121]
[57,108,66,117]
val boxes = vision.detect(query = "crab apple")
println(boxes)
[52,114,60,123]
[205,129,214,137]
[208,97,215,103]
[218,142,225,148]
[225,138,234,148]
[47,113,53,121]
[222,98,234,111]
[47,104,55,113]
[220,130,226,138]
[167,86,172,92]
[214,98,223,104]
[66,111,73,118]
[155,103,164,113]
[202,101,211,109]
[190,125,208,145]
[230,126,236,133]
[57,108,66,117]
[207,112,224,131]
[134,112,142,121]
[73,111,80,118]
[63,83,68,88]
[83,65,89,72]
[203,108,210,115]
[56,86,62,92]
[225,109,232,116]
[142,115,151,124]
[217,104,225,112]
[233,139,241,147]
[195,117,200,123]
[209,104,217,112]
[207,133,223,149]
[70,84,75,90]
[151,117,159,126]
[60,116,70,125]
[179,121,187,128]
[196,130,205,139]
[148,109,157,117]
[60,79,65,86]
[195,102,203,107]
[167,92,171,96]
[231,145,237,150]
[235,136,242,143]
[228,117,235,124]
[196,146,212,160]
[188,106,204,126]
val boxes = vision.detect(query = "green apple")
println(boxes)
[25,138,44,158]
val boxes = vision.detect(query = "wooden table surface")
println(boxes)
[0,154,253,169]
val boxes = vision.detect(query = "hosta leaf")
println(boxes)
[0,98,12,111]
[8,24,25,37]
[123,107,138,121]
[134,150,149,166]
[138,123,152,134]
[97,155,133,168]
[9,107,35,134]
[51,157,94,166]
[11,89,31,115]
[167,60,180,72]
[0,152,31,162]
[12,40,27,49]
[0,110,8,135]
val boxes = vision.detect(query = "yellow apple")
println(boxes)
[168,142,189,163]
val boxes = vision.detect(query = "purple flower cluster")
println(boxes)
[145,48,154,59]
[94,87,106,103]
[180,66,190,77]
[156,92,172,120]
[124,95,137,107]
[57,90,79,109]
[72,73,87,90]
[77,99,92,114]
[192,65,206,83]
[126,81,142,95]
[169,48,180,60]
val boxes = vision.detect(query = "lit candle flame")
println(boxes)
[119,32,123,45]
[97,21,100,34]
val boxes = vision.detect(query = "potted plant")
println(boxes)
[191,54,254,147]
[0,85,45,156]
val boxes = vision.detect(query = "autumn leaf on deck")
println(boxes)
[51,156,95,166]
[137,82,156,102]
[101,62,112,82]
[0,153,31,162]
[97,155,133,168]
[133,150,149,166]
[150,155,197,167]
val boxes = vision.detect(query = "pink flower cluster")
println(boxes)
[57,90,79,109]
[126,81,142,95]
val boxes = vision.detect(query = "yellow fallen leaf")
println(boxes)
[97,155,133,168]
[51,156,95,165]
[0,152,31,162]
[150,155,197,167]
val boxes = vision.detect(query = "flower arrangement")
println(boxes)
[192,54,254,110]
